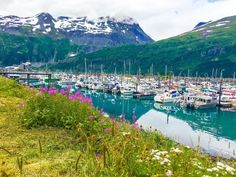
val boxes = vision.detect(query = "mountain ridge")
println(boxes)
[48,15,236,77]
[0,12,153,50]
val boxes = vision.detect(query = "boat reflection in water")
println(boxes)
[137,103,236,158]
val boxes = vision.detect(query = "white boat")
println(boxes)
[193,95,217,109]
[154,90,180,103]
[181,93,196,108]
[120,87,134,96]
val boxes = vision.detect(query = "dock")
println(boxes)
[0,71,52,85]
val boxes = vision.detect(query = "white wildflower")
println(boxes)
[166,170,172,177]
[202,175,211,177]
[122,132,131,136]
[160,158,171,165]
[211,167,219,172]
[216,162,225,168]
[207,168,213,172]
[150,149,159,155]
[156,151,168,156]
[137,159,143,163]
[171,147,182,153]
[152,155,161,161]
[216,162,235,175]
[225,165,235,175]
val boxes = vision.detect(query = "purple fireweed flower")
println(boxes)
[19,102,24,107]
[99,108,104,114]
[60,89,68,95]
[119,114,125,121]
[67,84,72,91]
[48,89,57,95]
[39,87,47,93]
[47,87,58,95]
[95,152,101,159]
[68,94,77,101]
[104,127,111,133]
[132,113,137,122]
[75,90,81,96]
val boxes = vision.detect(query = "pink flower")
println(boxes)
[75,90,81,96]
[19,102,24,107]
[48,89,56,95]
[104,128,111,133]
[133,122,141,130]
[95,152,101,159]
[99,108,104,114]
[132,113,137,122]
[116,124,120,129]
[111,118,116,124]
[47,87,57,95]
[67,84,72,91]
[39,87,47,93]
[100,118,106,124]
[60,89,68,95]
[119,114,125,122]
[68,94,77,101]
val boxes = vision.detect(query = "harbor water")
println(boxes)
[82,89,236,158]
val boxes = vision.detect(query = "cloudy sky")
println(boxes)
[0,0,236,40]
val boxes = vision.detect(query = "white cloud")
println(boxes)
[0,0,235,40]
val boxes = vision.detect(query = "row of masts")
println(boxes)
[83,58,236,84]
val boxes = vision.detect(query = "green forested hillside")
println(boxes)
[51,16,236,77]
[1,15,236,77]
[0,33,81,66]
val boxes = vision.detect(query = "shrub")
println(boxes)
[21,86,101,130]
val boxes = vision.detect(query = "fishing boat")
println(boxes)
[181,93,196,109]
[193,95,217,109]
[154,90,180,103]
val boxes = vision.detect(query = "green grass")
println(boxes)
[0,76,236,176]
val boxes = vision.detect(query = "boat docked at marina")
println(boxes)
[154,90,180,103]
[193,95,217,109]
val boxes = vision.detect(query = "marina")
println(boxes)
[1,71,236,158]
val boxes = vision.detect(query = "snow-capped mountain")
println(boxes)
[0,12,153,50]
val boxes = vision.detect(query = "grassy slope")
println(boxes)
[51,16,236,77]
[0,77,236,177]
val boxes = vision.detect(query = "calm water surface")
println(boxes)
[82,89,236,158]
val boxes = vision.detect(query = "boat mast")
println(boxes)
[218,69,224,106]
[84,58,87,79]
[233,71,235,85]
[123,60,126,76]
[128,60,131,76]
[165,65,168,81]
